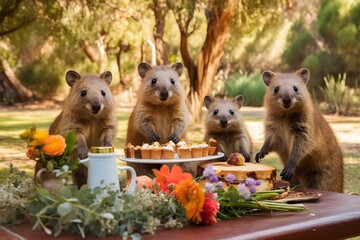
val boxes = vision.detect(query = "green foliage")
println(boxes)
[28,184,184,238]
[317,0,342,40]
[225,71,266,106]
[281,0,360,88]
[282,20,315,68]
[0,164,35,224]
[302,51,345,88]
[320,73,353,115]
[18,59,62,97]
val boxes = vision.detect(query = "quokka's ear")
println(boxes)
[204,95,216,109]
[138,62,152,78]
[262,70,275,86]
[65,70,81,87]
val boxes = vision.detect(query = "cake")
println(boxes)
[140,143,151,159]
[162,144,175,159]
[208,138,218,156]
[190,144,202,158]
[124,143,135,158]
[199,142,209,157]
[178,146,191,158]
[198,162,276,191]
[134,145,142,159]
[150,142,162,159]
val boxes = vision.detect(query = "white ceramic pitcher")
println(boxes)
[80,146,136,193]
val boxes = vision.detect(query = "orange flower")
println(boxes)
[200,193,220,225]
[30,130,49,147]
[42,135,66,156]
[153,165,192,194]
[175,178,205,224]
[26,146,39,160]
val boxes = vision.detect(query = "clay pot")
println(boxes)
[35,168,63,194]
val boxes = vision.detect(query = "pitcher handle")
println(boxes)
[79,158,89,167]
[118,166,136,194]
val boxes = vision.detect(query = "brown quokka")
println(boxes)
[204,95,253,162]
[126,62,189,175]
[255,68,343,192]
[47,70,118,186]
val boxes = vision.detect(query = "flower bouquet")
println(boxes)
[20,127,79,186]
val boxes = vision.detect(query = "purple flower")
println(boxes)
[205,182,216,193]
[203,165,214,178]
[249,186,257,194]
[245,177,256,186]
[238,183,251,199]
[255,180,262,186]
[209,173,218,182]
[216,181,224,189]
[225,173,235,184]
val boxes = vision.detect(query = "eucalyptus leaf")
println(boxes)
[57,202,73,216]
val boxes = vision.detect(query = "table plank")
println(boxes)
[1,190,360,240]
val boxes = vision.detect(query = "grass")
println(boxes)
[0,107,359,195]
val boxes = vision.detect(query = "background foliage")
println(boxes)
[0,0,359,115]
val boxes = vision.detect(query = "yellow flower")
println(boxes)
[42,135,66,156]
[30,130,49,147]
[19,129,32,139]
[175,178,205,224]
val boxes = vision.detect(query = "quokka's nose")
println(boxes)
[220,117,228,127]
[160,90,169,101]
[283,97,291,108]
[92,104,101,113]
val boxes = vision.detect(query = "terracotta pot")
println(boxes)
[35,168,63,194]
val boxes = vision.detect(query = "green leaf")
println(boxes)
[57,202,73,216]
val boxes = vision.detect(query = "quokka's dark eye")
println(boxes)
[151,78,157,84]
[229,110,234,115]
[170,78,175,84]
[293,86,298,92]
[274,86,279,93]
[101,90,106,96]
[213,109,218,115]
[81,90,87,96]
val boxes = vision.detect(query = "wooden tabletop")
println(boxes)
[1,190,360,240]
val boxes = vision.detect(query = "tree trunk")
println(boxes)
[80,35,108,72]
[115,40,130,87]
[152,0,169,65]
[186,0,236,122]
[1,58,33,102]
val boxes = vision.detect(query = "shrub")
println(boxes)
[225,71,266,107]
[320,73,354,115]
[18,59,63,97]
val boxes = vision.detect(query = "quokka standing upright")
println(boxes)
[256,68,343,192]
[126,62,189,175]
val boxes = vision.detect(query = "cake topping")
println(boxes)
[227,153,245,166]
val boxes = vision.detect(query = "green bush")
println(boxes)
[303,51,345,88]
[18,59,63,97]
[225,71,266,107]
[282,20,315,68]
[320,73,354,115]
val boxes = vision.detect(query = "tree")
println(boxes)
[168,0,237,121]
[151,0,169,65]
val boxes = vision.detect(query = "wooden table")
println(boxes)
[1,190,360,240]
